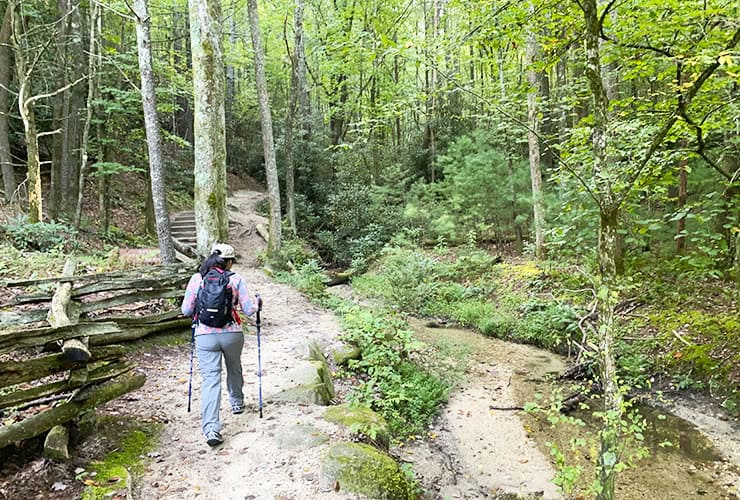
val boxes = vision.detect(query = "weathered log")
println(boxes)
[47,260,90,362]
[111,308,183,325]
[47,259,77,327]
[1,264,186,288]
[0,371,146,449]
[172,238,203,260]
[324,270,353,287]
[88,317,191,345]
[43,425,70,461]
[558,361,594,381]
[80,289,183,315]
[0,309,48,327]
[14,275,190,304]
[0,322,120,354]
[0,361,133,410]
[0,345,126,388]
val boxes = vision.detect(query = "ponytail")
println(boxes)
[199,251,226,276]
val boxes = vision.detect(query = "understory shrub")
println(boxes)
[4,216,77,252]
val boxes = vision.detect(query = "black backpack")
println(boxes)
[196,268,234,327]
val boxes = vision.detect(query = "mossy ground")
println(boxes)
[80,417,162,500]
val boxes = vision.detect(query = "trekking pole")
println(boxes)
[187,321,195,413]
[255,294,263,418]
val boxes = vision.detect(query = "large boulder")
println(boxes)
[321,442,415,500]
[324,404,390,450]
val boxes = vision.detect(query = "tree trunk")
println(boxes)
[294,0,310,139]
[10,1,42,223]
[284,19,298,235]
[189,0,228,255]
[49,0,70,217]
[0,5,15,202]
[62,3,84,211]
[676,155,688,254]
[134,0,176,264]
[74,1,100,230]
[582,0,622,497]
[247,0,282,255]
[526,2,546,259]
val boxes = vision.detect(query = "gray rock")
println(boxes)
[331,345,361,366]
[43,425,70,461]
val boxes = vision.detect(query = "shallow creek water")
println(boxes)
[408,321,739,499]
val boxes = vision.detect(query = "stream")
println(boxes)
[402,321,739,499]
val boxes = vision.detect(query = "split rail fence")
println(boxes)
[0,260,193,453]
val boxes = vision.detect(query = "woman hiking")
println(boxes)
[181,243,258,446]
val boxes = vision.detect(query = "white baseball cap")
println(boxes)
[211,243,236,259]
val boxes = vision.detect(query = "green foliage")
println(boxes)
[403,131,532,245]
[341,307,449,438]
[4,216,78,252]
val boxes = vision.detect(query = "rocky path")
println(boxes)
[125,190,353,499]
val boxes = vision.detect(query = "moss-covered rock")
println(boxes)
[272,358,335,405]
[43,425,69,461]
[324,404,391,450]
[321,442,415,499]
[331,344,361,366]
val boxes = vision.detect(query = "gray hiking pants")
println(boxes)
[195,332,245,435]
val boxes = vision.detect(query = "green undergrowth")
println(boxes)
[352,245,582,352]
[81,417,162,500]
[352,244,739,414]
[271,256,450,440]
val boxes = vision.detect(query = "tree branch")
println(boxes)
[26,75,87,106]
[618,27,740,207]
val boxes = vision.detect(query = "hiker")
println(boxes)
[181,243,258,446]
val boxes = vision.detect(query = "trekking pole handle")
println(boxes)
[255,294,262,325]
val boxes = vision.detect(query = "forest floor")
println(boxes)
[1,188,738,499]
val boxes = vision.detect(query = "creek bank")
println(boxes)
[404,320,739,499]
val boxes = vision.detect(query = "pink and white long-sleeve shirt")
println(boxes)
[181,271,257,335]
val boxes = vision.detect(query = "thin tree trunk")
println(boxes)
[247,0,282,255]
[676,155,688,254]
[0,5,16,202]
[526,2,545,258]
[582,0,622,497]
[74,1,100,230]
[189,0,228,255]
[10,1,43,223]
[50,0,70,217]
[284,14,298,235]
[134,0,175,264]
[294,0,310,140]
[63,3,84,211]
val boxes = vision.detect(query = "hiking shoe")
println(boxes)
[232,404,244,415]
[206,431,223,447]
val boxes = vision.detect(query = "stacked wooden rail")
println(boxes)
[0,261,194,454]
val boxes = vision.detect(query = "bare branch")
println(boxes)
[37,129,62,139]
[92,0,137,22]
[26,75,87,107]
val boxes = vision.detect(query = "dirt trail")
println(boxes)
[118,190,563,499]
[124,190,352,499]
